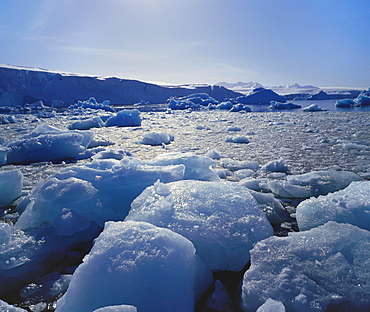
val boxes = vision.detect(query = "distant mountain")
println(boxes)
[216,81,264,89]
[269,83,319,90]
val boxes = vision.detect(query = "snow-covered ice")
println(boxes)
[104,109,142,127]
[55,220,212,312]
[0,169,23,207]
[241,221,370,311]
[296,181,370,231]
[93,306,137,312]
[126,180,273,271]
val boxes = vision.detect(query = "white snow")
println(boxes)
[139,131,173,145]
[0,169,23,206]
[126,180,273,271]
[0,299,27,311]
[256,298,286,312]
[241,221,370,311]
[296,181,370,231]
[302,103,326,111]
[55,220,212,312]
[93,306,137,312]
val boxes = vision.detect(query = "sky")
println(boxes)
[0,0,369,88]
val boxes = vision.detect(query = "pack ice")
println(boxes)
[55,221,213,312]
[241,221,370,312]
[126,180,273,271]
[296,181,370,231]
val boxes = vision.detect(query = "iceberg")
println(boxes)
[354,88,370,106]
[241,222,370,312]
[126,180,273,271]
[0,169,23,207]
[302,103,326,112]
[296,181,370,231]
[139,131,173,146]
[68,97,114,112]
[267,169,361,198]
[236,88,286,105]
[3,124,93,164]
[67,117,104,130]
[261,159,289,173]
[306,90,329,100]
[55,221,213,312]
[335,99,356,107]
[104,109,142,127]
[269,101,301,110]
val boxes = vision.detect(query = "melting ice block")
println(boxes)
[268,169,360,198]
[126,180,273,271]
[0,169,23,207]
[296,181,370,231]
[146,152,220,181]
[104,109,141,127]
[93,306,137,312]
[56,221,212,312]
[241,222,370,312]
[3,124,93,164]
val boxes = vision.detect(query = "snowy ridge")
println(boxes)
[0,65,243,107]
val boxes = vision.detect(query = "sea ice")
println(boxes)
[0,169,23,207]
[302,103,326,112]
[225,135,250,144]
[296,181,370,231]
[146,152,220,181]
[268,169,360,198]
[139,131,173,145]
[3,124,93,164]
[93,306,137,312]
[241,221,370,312]
[0,299,27,311]
[67,117,104,130]
[68,97,114,112]
[335,99,356,107]
[269,101,301,110]
[219,158,259,171]
[55,221,213,312]
[256,299,285,312]
[261,159,289,173]
[354,88,370,106]
[229,103,252,112]
[126,180,273,271]
[104,109,142,127]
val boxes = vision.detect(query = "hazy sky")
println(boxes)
[1,0,369,87]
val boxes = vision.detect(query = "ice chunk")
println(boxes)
[0,223,12,244]
[126,180,273,271]
[0,299,27,311]
[104,109,141,127]
[354,88,370,106]
[67,117,104,130]
[216,101,233,110]
[205,149,224,160]
[225,135,250,144]
[93,306,137,312]
[269,101,301,110]
[239,178,270,192]
[335,99,356,107]
[206,280,232,312]
[296,181,370,231]
[19,157,185,229]
[268,169,361,198]
[0,148,9,166]
[147,152,220,181]
[229,103,251,112]
[139,131,173,145]
[0,169,23,207]
[261,159,289,173]
[3,124,93,164]
[256,299,285,312]
[68,97,114,112]
[220,158,259,171]
[249,190,288,224]
[241,222,370,311]
[55,221,213,312]
[302,104,326,112]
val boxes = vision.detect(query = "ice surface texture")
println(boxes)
[56,221,212,312]
[236,87,286,104]
[0,169,23,206]
[241,221,370,312]
[104,109,142,127]
[126,180,273,271]
[93,306,137,312]
[296,181,370,231]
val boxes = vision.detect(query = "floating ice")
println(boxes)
[139,131,173,146]
[18,156,185,229]
[68,97,114,112]
[256,299,286,312]
[269,101,301,110]
[104,109,142,127]
[146,152,220,181]
[296,181,370,231]
[261,159,289,173]
[0,169,23,207]
[302,104,326,112]
[241,222,370,311]
[335,99,356,107]
[219,158,259,171]
[93,306,137,312]
[225,135,250,144]
[206,280,232,312]
[306,90,329,100]
[236,88,286,105]
[354,88,370,106]
[268,169,361,198]
[167,98,200,110]
[126,180,273,271]
[0,299,27,311]
[3,124,93,164]
[205,149,224,160]
[55,221,213,312]
[229,103,252,112]
[216,101,233,110]
[239,178,270,192]
[67,117,104,130]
